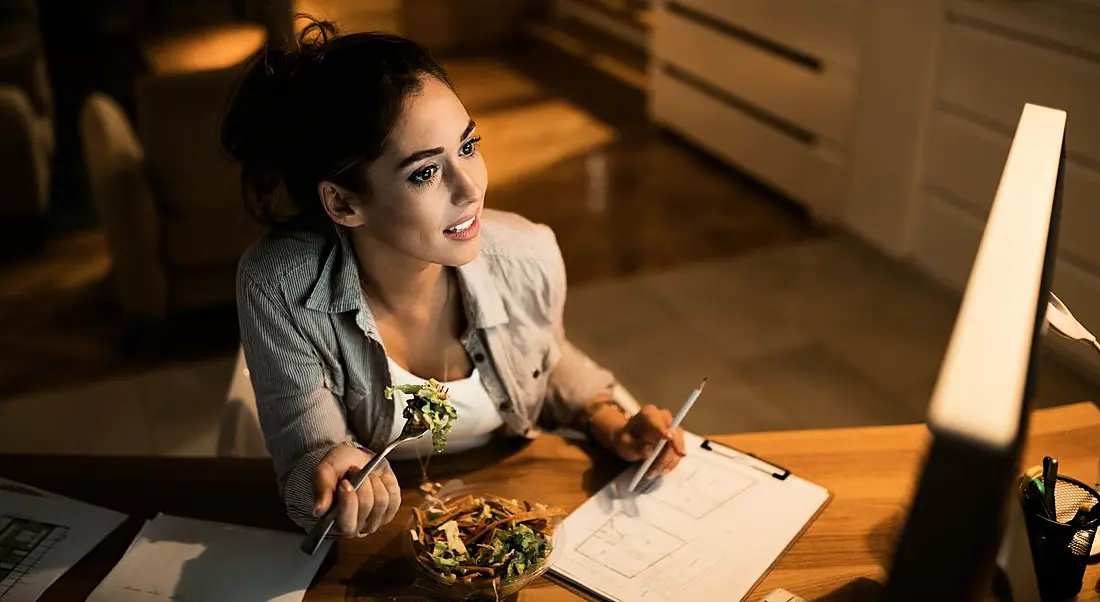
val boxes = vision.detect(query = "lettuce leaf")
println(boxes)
[384,378,458,452]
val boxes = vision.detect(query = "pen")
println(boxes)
[1043,456,1058,520]
[626,377,707,493]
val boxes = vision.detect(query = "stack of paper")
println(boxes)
[0,478,127,602]
[87,514,331,602]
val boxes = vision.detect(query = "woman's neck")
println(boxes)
[351,230,449,320]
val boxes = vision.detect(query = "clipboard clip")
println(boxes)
[701,439,791,481]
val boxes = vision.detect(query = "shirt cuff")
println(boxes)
[282,442,351,532]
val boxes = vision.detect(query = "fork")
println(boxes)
[1047,292,1100,356]
[299,417,429,555]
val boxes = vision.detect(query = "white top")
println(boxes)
[385,357,503,460]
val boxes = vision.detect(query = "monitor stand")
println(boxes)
[994,497,1040,602]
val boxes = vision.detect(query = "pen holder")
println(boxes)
[1018,474,1100,600]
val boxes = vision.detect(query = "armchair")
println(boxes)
[80,65,262,320]
[0,0,54,250]
[0,81,51,222]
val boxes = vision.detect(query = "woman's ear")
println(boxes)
[318,180,367,227]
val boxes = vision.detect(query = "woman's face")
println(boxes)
[356,76,487,267]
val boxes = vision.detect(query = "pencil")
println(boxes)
[626,377,707,493]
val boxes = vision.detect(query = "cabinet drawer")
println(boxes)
[913,191,1100,380]
[937,21,1100,163]
[653,9,856,145]
[669,0,864,70]
[923,109,1100,273]
[651,70,846,214]
[947,0,1100,58]
[912,191,982,292]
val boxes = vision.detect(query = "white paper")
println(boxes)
[0,479,59,500]
[0,486,127,602]
[550,433,830,602]
[87,514,332,602]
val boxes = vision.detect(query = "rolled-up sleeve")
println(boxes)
[537,226,617,427]
[237,268,353,532]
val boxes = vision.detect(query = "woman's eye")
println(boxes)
[409,165,438,184]
[460,136,482,157]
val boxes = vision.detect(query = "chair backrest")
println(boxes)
[133,65,263,269]
[0,85,47,217]
[80,92,168,318]
[134,66,244,217]
[81,93,145,202]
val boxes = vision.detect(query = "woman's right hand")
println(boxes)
[312,443,402,537]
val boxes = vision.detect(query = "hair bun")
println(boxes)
[261,17,336,84]
[293,16,339,52]
[221,16,342,168]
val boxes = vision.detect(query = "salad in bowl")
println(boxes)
[406,483,566,600]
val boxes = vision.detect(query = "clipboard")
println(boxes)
[549,433,832,602]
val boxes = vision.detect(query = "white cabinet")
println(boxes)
[649,0,1100,380]
[909,5,1100,379]
[648,0,865,220]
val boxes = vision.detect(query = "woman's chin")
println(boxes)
[440,236,483,267]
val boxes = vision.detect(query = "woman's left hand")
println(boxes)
[601,404,687,480]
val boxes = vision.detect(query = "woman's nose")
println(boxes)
[451,164,484,205]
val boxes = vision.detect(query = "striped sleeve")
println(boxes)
[236,267,354,532]
[538,226,617,427]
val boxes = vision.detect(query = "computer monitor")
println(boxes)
[877,103,1066,602]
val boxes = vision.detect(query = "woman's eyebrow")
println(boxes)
[395,120,477,171]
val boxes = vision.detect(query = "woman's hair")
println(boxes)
[220,16,453,230]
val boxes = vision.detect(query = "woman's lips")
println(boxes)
[443,215,480,241]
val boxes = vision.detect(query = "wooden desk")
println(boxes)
[3,402,1099,601]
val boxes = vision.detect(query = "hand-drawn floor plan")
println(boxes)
[553,439,831,602]
[0,516,66,600]
[646,455,755,519]
[576,514,685,577]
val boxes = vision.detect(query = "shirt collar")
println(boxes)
[304,225,508,331]
[303,226,361,315]
[456,254,509,329]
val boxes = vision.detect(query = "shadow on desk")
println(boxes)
[340,531,531,602]
[112,527,339,601]
[811,577,884,601]
[344,548,419,600]
[867,510,906,567]
[558,432,631,497]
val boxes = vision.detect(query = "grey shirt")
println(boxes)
[236,209,617,531]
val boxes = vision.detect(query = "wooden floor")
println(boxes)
[0,40,821,402]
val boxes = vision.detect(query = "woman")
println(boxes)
[222,18,686,539]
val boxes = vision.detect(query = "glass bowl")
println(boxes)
[403,481,566,600]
